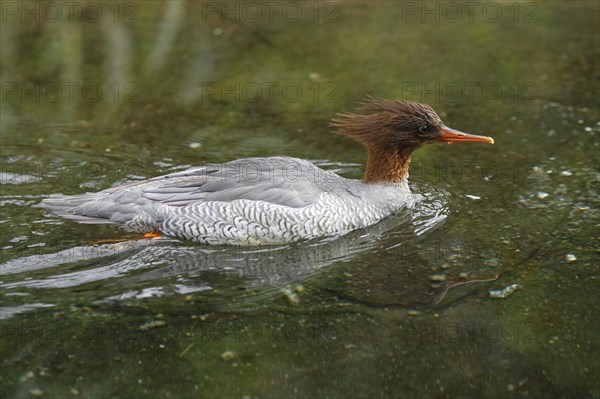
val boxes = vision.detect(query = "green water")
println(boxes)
[1,1,598,398]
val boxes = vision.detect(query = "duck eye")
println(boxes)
[418,125,429,134]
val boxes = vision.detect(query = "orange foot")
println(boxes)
[143,230,162,239]
[88,230,162,244]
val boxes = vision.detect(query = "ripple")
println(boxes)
[0,303,55,320]
[0,180,449,319]
[0,172,42,185]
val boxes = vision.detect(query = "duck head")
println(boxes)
[331,96,494,183]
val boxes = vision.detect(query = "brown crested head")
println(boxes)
[330,96,494,183]
[331,97,442,151]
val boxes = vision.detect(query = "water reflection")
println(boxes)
[0,183,448,319]
[2,2,598,397]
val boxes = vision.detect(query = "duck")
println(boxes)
[40,97,494,245]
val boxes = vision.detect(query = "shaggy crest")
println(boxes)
[330,96,443,149]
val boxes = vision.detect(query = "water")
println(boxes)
[1,2,598,398]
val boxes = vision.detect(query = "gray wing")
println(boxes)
[124,157,343,208]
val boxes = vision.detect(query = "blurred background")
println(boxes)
[1,1,598,398]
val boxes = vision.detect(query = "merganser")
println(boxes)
[40,97,494,245]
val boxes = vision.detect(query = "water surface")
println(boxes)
[1,1,598,398]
